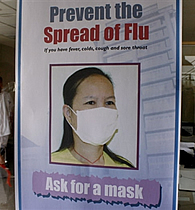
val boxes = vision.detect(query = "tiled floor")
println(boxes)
[0,140,15,210]
[0,175,15,210]
[178,190,195,210]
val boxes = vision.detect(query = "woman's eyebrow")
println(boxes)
[106,96,116,100]
[83,96,97,99]
[82,96,116,100]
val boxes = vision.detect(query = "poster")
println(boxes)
[16,0,181,209]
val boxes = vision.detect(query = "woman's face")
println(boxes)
[72,74,116,111]
[64,74,117,131]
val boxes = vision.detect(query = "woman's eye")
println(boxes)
[106,101,115,106]
[85,101,96,105]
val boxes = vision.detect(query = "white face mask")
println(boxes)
[66,106,118,146]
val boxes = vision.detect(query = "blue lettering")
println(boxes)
[133,4,142,18]
[50,7,58,22]
[85,7,93,20]
[66,8,75,21]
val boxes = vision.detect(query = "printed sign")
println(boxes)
[16,0,181,209]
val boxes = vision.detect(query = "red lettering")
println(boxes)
[70,28,79,42]
[114,24,120,40]
[133,23,137,40]
[43,25,100,44]
[63,29,70,42]
[90,25,99,41]
[139,26,149,40]
[54,29,62,44]
[80,28,89,41]
[125,23,149,40]
[104,27,113,41]
[124,23,133,40]
[44,27,53,43]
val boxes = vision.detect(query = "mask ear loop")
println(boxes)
[65,106,78,134]
[67,105,77,115]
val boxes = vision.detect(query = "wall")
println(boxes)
[0,44,15,86]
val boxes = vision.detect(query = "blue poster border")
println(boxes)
[16,1,182,209]
[16,0,22,209]
[172,0,182,209]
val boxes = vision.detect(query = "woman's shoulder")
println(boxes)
[51,149,134,167]
[103,152,133,168]
[51,149,80,164]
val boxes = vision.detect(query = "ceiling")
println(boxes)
[0,0,16,48]
[0,0,194,48]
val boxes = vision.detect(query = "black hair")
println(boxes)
[58,67,134,167]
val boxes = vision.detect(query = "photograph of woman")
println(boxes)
[51,66,139,168]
